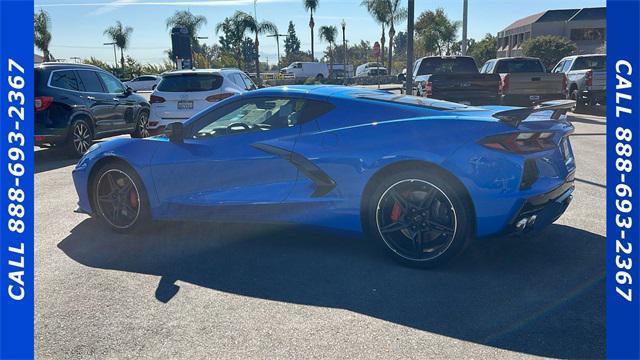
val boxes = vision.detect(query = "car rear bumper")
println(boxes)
[500,93,566,107]
[579,89,606,105]
[35,127,69,146]
[506,176,575,234]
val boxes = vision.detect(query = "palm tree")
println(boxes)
[234,11,277,80]
[361,0,390,66]
[103,21,133,71]
[34,9,52,62]
[165,10,207,53]
[303,0,319,60]
[386,0,407,69]
[319,25,337,77]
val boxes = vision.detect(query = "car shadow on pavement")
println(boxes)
[58,220,604,359]
[35,148,78,173]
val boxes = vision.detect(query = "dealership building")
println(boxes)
[496,7,606,58]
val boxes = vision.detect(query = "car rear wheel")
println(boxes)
[131,111,150,138]
[66,119,93,157]
[92,162,150,233]
[365,169,472,268]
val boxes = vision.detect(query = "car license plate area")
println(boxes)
[177,100,194,110]
[529,95,540,101]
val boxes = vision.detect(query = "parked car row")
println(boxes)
[35,63,257,156]
[409,54,606,111]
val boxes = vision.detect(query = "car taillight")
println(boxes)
[35,96,53,112]
[499,74,510,94]
[421,81,432,97]
[480,132,557,154]
[150,95,165,103]
[206,92,235,102]
[585,70,593,87]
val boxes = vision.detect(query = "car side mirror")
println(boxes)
[125,86,133,95]
[165,122,184,143]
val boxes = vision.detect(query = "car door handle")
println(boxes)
[86,96,96,100]
[113,97,120,101]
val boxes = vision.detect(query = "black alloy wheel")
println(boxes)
[132,111,150,138]
[366,170,472,268]
[93,164,149,232]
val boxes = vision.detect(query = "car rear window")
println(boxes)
[572,56,606,71]
[417,57,478,75]
[495,59,544,73]
[157,73,223,92]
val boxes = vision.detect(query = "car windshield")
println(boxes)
[357,93,474,111]
[572,56,606,70]
[495,59,544,73]
[417,57,478,75]
[157,73,223,92]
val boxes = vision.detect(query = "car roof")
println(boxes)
[164,68,243,75]
[35,62,104,71]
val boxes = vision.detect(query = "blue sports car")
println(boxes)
[72,85,576,267]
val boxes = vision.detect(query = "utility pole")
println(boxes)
[405,0,414,95]
[267,32,288,67]
[341,19,347,82]
[462,0,468,55]
[103,42,118,69]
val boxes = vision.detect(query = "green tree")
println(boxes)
[165,10,207,54]
[83,57,113,72]
[34,9,53,62]
[303,0,319,60]
[319,25,337,76]
[242,37,258,72]
[522,35,577,70]
[415,8,460,56]
[284,21,301,56]
[467,34,497,66]
[216,15,247,68]
[103,21,133,71]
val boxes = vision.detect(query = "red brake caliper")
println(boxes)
[129,190,138,209]
[390,202,402,222]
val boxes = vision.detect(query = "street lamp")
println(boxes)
[103,42,118,69]
[267,32,288,68]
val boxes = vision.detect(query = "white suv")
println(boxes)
[148,68,256,133]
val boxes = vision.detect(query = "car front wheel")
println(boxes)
[92,162,150,233]
[365,169,472,268]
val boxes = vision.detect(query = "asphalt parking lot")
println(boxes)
[35,110,606,359]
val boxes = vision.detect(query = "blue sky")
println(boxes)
[35,0,605,65]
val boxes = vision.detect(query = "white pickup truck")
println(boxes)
[551,54,606,112]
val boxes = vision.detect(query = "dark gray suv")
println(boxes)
[35,63,151,156]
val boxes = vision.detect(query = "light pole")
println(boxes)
[341,19,347,83]
[462,0,468,55]
[405,0,414,95]
[103,42,118,69]
[267,32,288,68]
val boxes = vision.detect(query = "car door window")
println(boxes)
[551,60,565,73]
[50,70,80,91]
[77,70,105,92]
[192,97,308,138]
[97,72,125,94]
[561,59,573,73]
[241,73,257,90]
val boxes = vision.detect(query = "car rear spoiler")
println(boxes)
[492,100,575,127]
